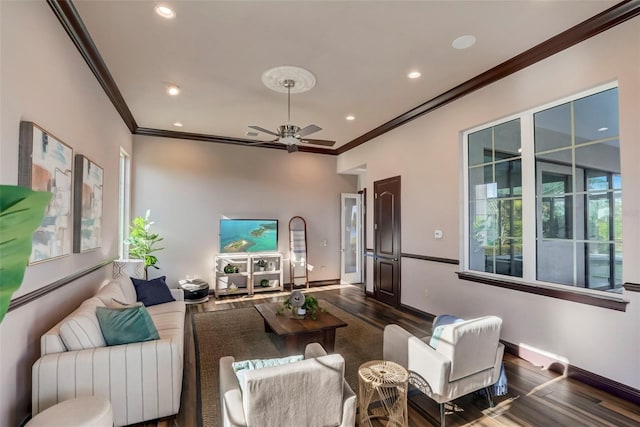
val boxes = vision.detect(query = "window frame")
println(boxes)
[118,147,131,259]
[460,81,626,307]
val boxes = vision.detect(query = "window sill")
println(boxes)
[456,271,629,312]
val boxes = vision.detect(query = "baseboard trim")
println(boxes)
[399,303,436,321]
[502,341,640,405]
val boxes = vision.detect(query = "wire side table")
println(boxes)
[358,360,409,427]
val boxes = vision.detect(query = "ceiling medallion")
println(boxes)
[261,66,316,94]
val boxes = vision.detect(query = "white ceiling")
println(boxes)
[72,0,617,150]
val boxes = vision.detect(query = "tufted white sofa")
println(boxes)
[31,277,186,427]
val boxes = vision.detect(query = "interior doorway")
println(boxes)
[340,193,364,284]
[373,176,401,307]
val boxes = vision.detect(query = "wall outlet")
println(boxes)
[424,289,429,297]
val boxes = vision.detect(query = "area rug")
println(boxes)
[192,301,383,427]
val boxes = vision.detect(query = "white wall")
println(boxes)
[131,135,357,288]
[0,2,131,425]
[338,17,640,389]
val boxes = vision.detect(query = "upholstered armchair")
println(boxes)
[219,343,357,427]
[383,316,504,427]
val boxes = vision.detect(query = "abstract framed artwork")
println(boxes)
[18,121,73,263]
[73,155,103,252]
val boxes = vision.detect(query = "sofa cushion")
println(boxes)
[96,305,160,346]
[132,276,175,307]
[115,276,137,304]
[59,297,107,350]
[95,281,128,306]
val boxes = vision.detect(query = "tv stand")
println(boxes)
[214,252,283,298]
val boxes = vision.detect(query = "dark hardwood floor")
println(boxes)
[137,284,640,427]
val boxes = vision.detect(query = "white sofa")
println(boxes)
[32,277,186,427]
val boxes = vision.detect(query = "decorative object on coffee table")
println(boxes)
[257,300,346,354]
[358,360,409,427]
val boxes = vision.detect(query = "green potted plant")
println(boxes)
[256,259,267,271]
[126,209,164,278]
[278,293,324,320]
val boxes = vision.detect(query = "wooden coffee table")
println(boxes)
[254,301,347,354]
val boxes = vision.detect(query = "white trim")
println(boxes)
[461,81,621,298]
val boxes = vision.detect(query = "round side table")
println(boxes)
[358,360,409,427]
[27,396,112,427]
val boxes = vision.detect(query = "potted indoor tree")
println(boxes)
[126,209,164,278]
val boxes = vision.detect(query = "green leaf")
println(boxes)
[0,186,52,323]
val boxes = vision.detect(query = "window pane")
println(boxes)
[574,88,619,144]
[615,243,623,287]
[586,242,612,290]
[534,103,571,152]
[469,199,498,274]
[614,191,622,241]
[535,148,572,166]
[468,128,492,166]
[541,171,571,196]
[537,240,574,285]
[494,119,521,160]
[496,160,521,197]
[468,166,494,202]
[587,192,611,241]
[541,195,572,239]
[575,141,620,175]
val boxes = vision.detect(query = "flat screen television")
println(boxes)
[219,219,278,253]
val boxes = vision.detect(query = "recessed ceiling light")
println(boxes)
[166,84,180,96]
[452,35,476,50]
[408,71,421,79]
[155,5,175,19]
[345,115,355,121]
[173,122,183,127]
[598,127,609,132]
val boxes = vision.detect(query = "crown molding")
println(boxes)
[48,0,640,154]
[336,0,640,154]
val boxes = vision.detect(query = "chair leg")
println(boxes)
[439,403,446,427]
[485,386,494,408]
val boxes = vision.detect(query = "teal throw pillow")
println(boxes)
[96,305,160,346]
[232,355,304,393]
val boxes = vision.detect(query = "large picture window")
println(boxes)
[464,84,622,293]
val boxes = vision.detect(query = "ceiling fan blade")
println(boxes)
[287,144,299,153]
[249,125,279,137]
[301,138,336,147]
[295,124,322,138]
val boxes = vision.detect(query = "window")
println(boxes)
[118,148,131,259]
[464,84,622,293]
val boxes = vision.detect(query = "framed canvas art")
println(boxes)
[73,155,103,252]
[18,121,73,263]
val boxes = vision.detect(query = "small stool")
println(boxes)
[27,396,112,427]
[358,360,409,427]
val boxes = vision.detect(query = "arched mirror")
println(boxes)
[289,216,309,290]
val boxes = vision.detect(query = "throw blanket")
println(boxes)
[290,230,306,264]
[429,315,508,397]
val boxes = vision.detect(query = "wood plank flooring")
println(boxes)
[135,284,640,427]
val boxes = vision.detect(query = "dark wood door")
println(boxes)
[374,176,401,307]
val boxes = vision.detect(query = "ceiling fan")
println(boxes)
[249,79,336,153]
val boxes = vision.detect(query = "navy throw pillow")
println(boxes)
[131,276,175,307]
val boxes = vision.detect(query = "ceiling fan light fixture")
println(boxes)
[166,84,180,96]
[155,5,176,19]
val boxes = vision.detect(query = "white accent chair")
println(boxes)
[383,316,504,427]
[219,343,357,427]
